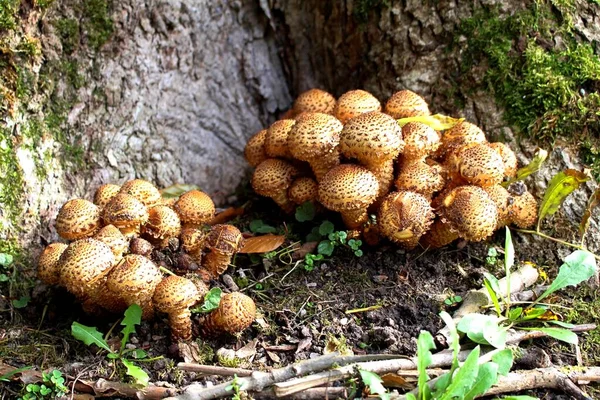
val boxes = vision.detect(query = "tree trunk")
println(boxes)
[1,0,598,255]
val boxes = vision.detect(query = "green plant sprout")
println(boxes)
[190,287,222,314]
[0,251,30,309]
[225,374,248,400]
[71,304,159,387]
[19,369,68,400]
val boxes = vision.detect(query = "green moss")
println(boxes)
[564,286,600,364]
[0,125,25,235]
[353,0,390,24]
[456,1,600,179]
[0,0,20,31]
[82,0,114,50]
[56,19,80,55]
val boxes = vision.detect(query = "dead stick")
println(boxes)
[177,363,253,377]
[73,378,178,399]
[506,323,596,345]
[252,387,348,399]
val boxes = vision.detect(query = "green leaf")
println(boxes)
[249,220,277,234]
[508,307,523,321]
[406,394,417,400]
[191,287,222,313]
[536,250,597,303]
[0,253,13,267]
[520,327,578,345]
[160,184,200,199]
[520,307,547,321]
[457,314,506,349]
[12,296,29,309]
[463,362,499,400]
[483,274,502,316]
[317,240,335,256]
[319,221,335,236]
[295,202,316,222]
[121,358,149,387]
[397,114,464,130]
[106,352,119,359]
[416,330,436,399]
[502,148,548,187]
[504,228,514,286]
[131,349,148,359]
[547,320,576,328]
[437,346,481,400]
[537,169,590,230]
[121,304,142,353]
[497,396,539,400]
[306,227,322,242]
[492,349,514,376]
[71,322,112,353]
[439,311,460,369]
[359,370,390,400]
[0,274,8,282]
[0,366,31,382]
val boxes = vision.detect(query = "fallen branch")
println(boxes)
[177,363,253,377]
[252,387,348,399]
[72,378,178,399]
[505,323,596,345]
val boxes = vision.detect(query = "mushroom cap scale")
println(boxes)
[395,159,445,198]
[244,129,268,168]
[288,177,319,205]
[482,185,512,228]
[489,142,518,178]
[401,122,440,160]
[378,191,435,249]
[94,184,121,210]
[119,179,162,207]
[106,254,162,298]
[509,191,538,228]
[265,119,296,159]
[55,199,102,241]
[333,90,382,124]
[203,292,256,335]
[449,143,505,187]
[293,88,337,115]
[173,190,216,227]
[251,159,299,212]
[205,224,244,256]
[102,193,149,236]
[287,112,343,161]
[384,90,431,119]
[153,275,200,314]
[143,205,182,246]
[437,121,487,160]
[318,164,380,212]
[94,224,129,260]
[38,243,68,285]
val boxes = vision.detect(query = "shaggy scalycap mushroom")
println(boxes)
[421,219,460,249]
[102,193,149,237]
[293,88,337,115]
[318,164,380,230]
[203,224,244,278]
[94,184,121,210]
[333,90,382,124]
[489,142,518,178]
[288,177,319,205]
[401,122,440,160]
[339,111,404,199]
[265,119,296,159]
[378,191,435,249]
[174,190,215,228]
[437,121,487,161]
[55,199,102,241]
[448,143,505,187]
[143,205,182,249]
[482,185,513,229]
[287,112,344,181]
[509,191,538,228]
[180,227,207,262]
[153,275,200,341]
[244,129,268,168]
[395,159,445,198]
[38,243,68,285]
[251,158,300,213]
[384,90,431,119]
[119,179,162,207]
[94,224,129,261]
[203,292,256,336]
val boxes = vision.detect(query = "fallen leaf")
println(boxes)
[266,351,281,363]
[236,338,258,359]
[397,114,464,130]
[254,316,270,331]
[178,341,203,364]
[292,241,318,260]
[295,337,312,354]
[208,207,245,225]
[579,188,600,239]
[239,234,286,253]
[538,169,590,229]
[160,184,201,199]
[381,373,412,389]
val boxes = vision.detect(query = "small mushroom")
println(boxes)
[288,177,319,205]
[264,119,296,159]
[203,224,244,278]
[318,164,380,230]
[287,112,344,181]
[482,185,513,228]
[180,226,207,262]
[38,243,68,285]
[395,159,445,198]
[94,224,129,261]
[509,191,538,228]
[333,90,381,124]
[153,275,201,341]
[102,193,149,237]
[378,191,435,249]
[143,205,182,249]
[421,218,460,248]
[93,184,121,210]
[129,237,154,257]
[384,90,430,119]
[447,143,505,187]
[401,122,440,160]
[173,190,215,229]
[106,254,163,319]
[119,179,162,207]
[436,121,487,161]
[55,199,102,241]
[251,158,300,213]
[203,292,256,336]
[339,111,404,199]
[489,142,518,178]
[244,129,268,167]
[293,88,337,115]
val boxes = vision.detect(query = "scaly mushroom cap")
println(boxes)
[509,191,538,228]
[288,177,319,205]
[244,129,268,168]
[55,199,102,241]
[174,190,216,227]
[102,193,149,237]
[384,90,431,119]
[265,119,296,159]
[448,143,505,187]
[293,88,337,115]
[93,184,121,210]
[203,224,244,277]
[482,185,512,228]
[333,90,382,124]
[395,159,445,198]
[378,191,435,249]
[421,218,460,248]
[93,224,129,261]
[180,227,207,260]
[119,179,162,207]
[38,243,68,285]
[439,186,499,242]
[129,237,154,257]
[58,238,116,300]
[251,158,300,213]
[183,272,210,298]
[287,112,343,180]
[203,292,256,335]
[143,205,182,249]
[106,254,163,319]
[489,142,518,178]
[437,121,487,160]
[153,275,200,340]
[401,122,440,160]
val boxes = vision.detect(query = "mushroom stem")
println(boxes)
[365,159,395,199]
[270,190,297,213]
[204,251,232,277]
[421,219,459,248]
[308,152,340,182]
[340,209,369,230]
[169,308,193,341]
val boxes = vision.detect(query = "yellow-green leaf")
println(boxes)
[239,234,285,253]
[397,114,464,131]
[579,188,600,240]
[502,148,548,187]
[160,184,200,199]
[538,169,589,229]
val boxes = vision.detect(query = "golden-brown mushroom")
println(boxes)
[55,199,102,241]
[93,184,121,210]
[401,122,440,160]
[203,224,244,278]
[421,219,460,248]
[153,275,200,340]
[489,142,518,178]
[447,143,505,187]
[333,90,381,124]
[288,177,319,205]
[482,185,512,228]
[318,164,380,230]
[106,254,163,319]
[384,90,430,119]
[339,111,404,199]
[173,190,215,229]
[293,88,337,115]
[143,205,182,249]
[509,191,538,228]
[251,158,300,213]
[244,129,268,168]
[436,121,487,161]
[129,237,154,257]
[38,243,68,285]
[378,191,435,249]
[94,224,129,261]
[203,292,256,335]
[264,119,296,159]
[119,179,162,207]
[102,193,149,237]
[180,226,207,262]
[395,159,445,198]
[287,112,344,181]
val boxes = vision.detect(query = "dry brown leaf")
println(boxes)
[292,241,318,260]
[266,350,281,363]
[178,341,204,364]
[239,234,285,253]
[381,373,412,389]
[208,207,245,225]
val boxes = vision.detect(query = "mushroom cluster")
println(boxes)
[38,179,256,341]
[245,88,539,248]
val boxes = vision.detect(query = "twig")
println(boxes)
[515,228,600,261]
[177,363,253,377]
[251,387,348,399]
[505,323,596,345]
[345,305,382,314]
[73,378,178,399]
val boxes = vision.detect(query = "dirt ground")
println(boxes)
[0,186,598,399]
